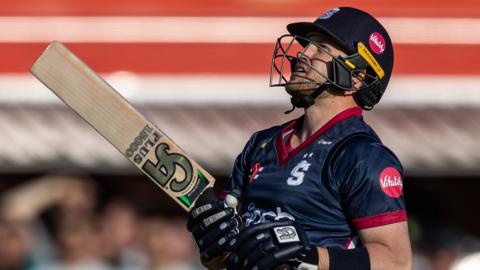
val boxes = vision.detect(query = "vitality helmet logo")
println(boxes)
[379,167,403,198]
[369,32,386,55]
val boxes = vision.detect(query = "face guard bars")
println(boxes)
[269,35,382,93]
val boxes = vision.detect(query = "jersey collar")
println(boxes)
[276,106,363,166]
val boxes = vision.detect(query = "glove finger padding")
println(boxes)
[235,232,273,266]
[243,237,277,269]
[187,198,242,263]
[196,215,241,249]
[191,207,236,239]
[201,228,240,261]
[240,243,303,270]
[187,200,226,232]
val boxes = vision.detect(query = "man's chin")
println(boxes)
[285,81,320,95]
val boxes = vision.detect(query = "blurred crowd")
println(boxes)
[0,175,201,270]
[411,221,480,270]
[1,175,480,270]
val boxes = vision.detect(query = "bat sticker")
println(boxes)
[143,143,194,193]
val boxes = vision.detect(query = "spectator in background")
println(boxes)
[408,219,480,270]
[38,215,111,270]
[0,174,111,270]
[141,217,200,270]
[0,174,202,270]
[99,199,147,270]
[0,218,32,270]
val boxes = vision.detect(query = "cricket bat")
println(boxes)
[30,41,216,211]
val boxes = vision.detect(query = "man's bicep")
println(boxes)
[358,221,410,247]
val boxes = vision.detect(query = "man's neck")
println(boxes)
[291,95,358,147]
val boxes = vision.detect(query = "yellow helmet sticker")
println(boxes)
[357,42,385,79]
[344,60,356,70]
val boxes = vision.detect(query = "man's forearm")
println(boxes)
[364,243,412,270]
[316,247,330,270]
[315,244,412,270]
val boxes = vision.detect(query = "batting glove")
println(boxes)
[187,197,241,262]
[226,219,313,270]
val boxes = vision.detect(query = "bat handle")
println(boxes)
[195,187,216,206]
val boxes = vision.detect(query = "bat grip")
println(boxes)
[195,187,216,206]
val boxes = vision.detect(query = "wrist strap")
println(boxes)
[303,246,319,265]
[327,246,370,270]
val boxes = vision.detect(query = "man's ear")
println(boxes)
[342,71,366,96]
[349,71,367,94]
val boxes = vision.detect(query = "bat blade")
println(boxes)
[30,41,215,211]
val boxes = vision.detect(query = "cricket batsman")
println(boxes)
[187,7,412,270]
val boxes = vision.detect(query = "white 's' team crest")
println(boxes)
[287,159,312,186]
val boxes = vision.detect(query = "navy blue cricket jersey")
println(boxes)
[220,107,407,249]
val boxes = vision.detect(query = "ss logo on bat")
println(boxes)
[142,143,193,193]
